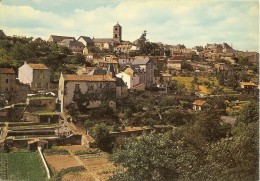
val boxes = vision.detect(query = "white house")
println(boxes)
[18,62,50,91]
[58,74,116,113]
[116,69,140,89]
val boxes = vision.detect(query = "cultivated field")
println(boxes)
[0,151,46,180]
[46,145,116,180]
[45,154,81,171]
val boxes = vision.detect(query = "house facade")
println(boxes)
[154,73,172,88]
[193,100,208,111]
[0,68,16,93]
[131,58,156,87]
[77,36,94,47]
[58,74,116,113]
[116,69,140,89]
[47,35,76,43]
[18,62,50,91]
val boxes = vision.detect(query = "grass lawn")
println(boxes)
[0,151,46,180]
[173,76,237,94]
[172,76,194,91]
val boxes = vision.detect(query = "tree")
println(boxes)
[237,101,259,124]
[91,124,114,152]
[109,133,180,181]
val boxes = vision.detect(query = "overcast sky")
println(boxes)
[0,0,259,52]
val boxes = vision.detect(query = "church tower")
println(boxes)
[113,23,122,43]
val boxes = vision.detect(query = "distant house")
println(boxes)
[0,30,6,39]
[18,62,50,91]
[77,36,94,47]
[47,35,76,43]
[0,68,16,93]
[193,100,208,111]
[167,60,182,70]
[118,58,135,66]
[219,53,236,64]
[131,57,156,86]
[85,64,127,98]
[205,43,223,53]
[77,66,96,75]
[94,58,119,73]
[59,40,85,53]
[205,42,234,54]
[93,38,113,50]
[214,63,230,71]
[154,73,172,88]
[240,82,258,94]
[58,74,116,113]
[116,66,141,89]
[221,43,234,53]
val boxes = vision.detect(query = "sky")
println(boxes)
[0,0,259,52]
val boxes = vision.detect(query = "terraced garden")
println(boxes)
[0,151,46,180]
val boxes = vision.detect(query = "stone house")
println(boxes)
[205,43,223,53]
[221,43,234,53]
[94,58,119,73]
[131,58,156,87]
[26,96,56,112]
[18,62,50,91]
[167,60,182,70]
[193,100,208,111]
[240,82,258,94]
[58,74,117,113]
[214,63,230,71]
[93,38,113,50]
[154,73,172,88]
[116,67,140,89]
[47,35,76,43]
[118,58,135,67]
[59,39,85,53]
[77,36,94,47]
[0,68,16,93]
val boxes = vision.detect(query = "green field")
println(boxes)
[172,76,237,94]
[0,151,46,180]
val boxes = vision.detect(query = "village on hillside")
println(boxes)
[0,22,259,180]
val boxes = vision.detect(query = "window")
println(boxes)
[115,34,117,38]
[100,83,102,88]
[115,28,118,31]
[6,79,8,83]
[75,84,80,91]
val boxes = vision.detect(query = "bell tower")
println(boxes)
[113,22,122,43]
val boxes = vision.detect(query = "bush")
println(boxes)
[73,149,99,155]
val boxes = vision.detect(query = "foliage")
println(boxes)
[90,124,115,152]
[237,101,259,124]
[73,149,99,155]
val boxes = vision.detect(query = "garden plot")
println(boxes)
[0,151,46,180]
[78,153,116,180]
[45,155,81,171]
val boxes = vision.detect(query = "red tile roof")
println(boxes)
[0,68,15,74]
[193,100,206,106]
[28,64,49,70]
[63,74,116,82]
[241,82,257,86]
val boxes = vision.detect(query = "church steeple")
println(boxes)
[113,23,122,43]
